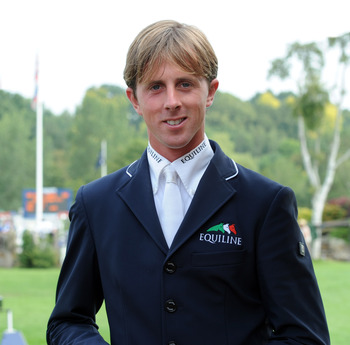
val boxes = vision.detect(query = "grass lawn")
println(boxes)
[0,268,109,344]
[0,260,349,344]
[313,260,350,345]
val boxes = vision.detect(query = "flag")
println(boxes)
[95,140,107,177]
[31,56,39,110]
[95,148,104,169]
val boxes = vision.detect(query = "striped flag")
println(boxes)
[31,56,39,110]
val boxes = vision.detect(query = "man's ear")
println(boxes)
[206,79,219,108]
[126,87,142,115]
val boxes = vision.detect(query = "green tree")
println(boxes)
[19,230,57,268]
[44,111,73,188]
[0,92,36,210]
[0,90,73,210]
[19,230,36,267]
[268,33,350,257]
[68,85,147,188]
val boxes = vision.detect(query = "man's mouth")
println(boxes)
[166,118,185,126]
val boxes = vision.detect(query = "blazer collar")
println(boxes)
[117,140,239,255]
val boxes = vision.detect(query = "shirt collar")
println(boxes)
[147,145,169,194]
[147,135,214,196]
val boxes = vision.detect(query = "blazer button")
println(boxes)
[164,261,177,274]
[165,299,177,313]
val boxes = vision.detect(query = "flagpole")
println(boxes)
[36,102,43,230]
[101,139,107,177]
[34,56,43,231]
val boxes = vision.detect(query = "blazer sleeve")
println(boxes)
[257,186,330,345]
[47,186,109,345]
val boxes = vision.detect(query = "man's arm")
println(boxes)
[47,187,109,345]
[257,187,330,345]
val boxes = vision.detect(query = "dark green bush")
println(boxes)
[19,230,58,268]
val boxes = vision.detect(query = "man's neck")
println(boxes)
[149,136,205,162]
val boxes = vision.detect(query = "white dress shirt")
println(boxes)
[147,135,214,233]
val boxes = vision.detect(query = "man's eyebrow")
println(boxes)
[148,79,163,84]
[147,76,199,84]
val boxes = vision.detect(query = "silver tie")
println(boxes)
[161,165,183,247]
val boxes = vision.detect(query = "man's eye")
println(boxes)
[151,84,161,91]
[181,82,191,88]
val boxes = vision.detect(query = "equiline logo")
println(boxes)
[199,223,242,245]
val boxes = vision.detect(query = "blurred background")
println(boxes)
[0,1,349,344]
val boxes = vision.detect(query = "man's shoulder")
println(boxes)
[211,139,284,190]
[234,162,298,206]
[236,163,282,187]
[82,159,141,197]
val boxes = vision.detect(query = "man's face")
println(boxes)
[126,62,219,161]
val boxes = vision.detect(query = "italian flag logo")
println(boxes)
[207,223,237,235]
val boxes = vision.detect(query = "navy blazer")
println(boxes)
[47,140,329,345]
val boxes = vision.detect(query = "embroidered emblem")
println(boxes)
[207,222,237,235]
[199,223,242,245]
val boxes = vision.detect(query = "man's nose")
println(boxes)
[164,88,181,110]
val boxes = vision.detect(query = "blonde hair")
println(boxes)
[123,20,218,92]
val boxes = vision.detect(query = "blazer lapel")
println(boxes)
[117,152,168,254]
[170,141,238,253]
[116,141,238,255]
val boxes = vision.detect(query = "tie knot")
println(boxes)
[163,165,178,184]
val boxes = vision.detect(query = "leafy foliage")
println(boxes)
[293,80,329,130]
[19,230,58,268]
[0,82,349,212]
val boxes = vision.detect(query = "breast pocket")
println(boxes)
[191,250,246,267]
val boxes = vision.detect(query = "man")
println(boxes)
[47,20,330,344]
